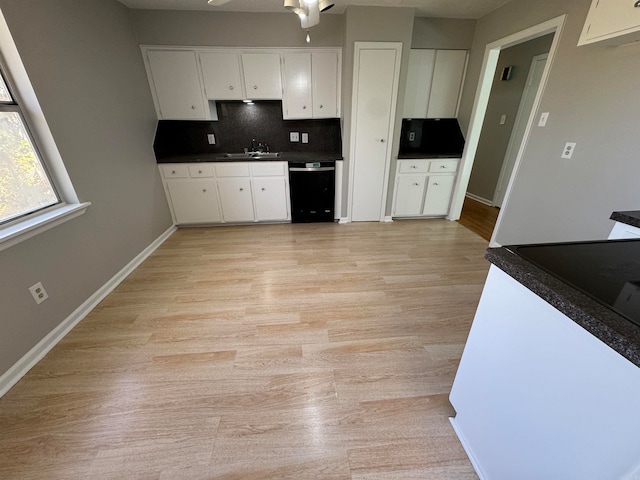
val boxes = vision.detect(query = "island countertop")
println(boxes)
[485,246,640,367]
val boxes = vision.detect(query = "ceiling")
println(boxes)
[117,0,512,19]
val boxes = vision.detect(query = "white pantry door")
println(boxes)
[349,43,402,222]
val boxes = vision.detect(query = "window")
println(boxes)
[0,7,89,252]
[0,70,60,224]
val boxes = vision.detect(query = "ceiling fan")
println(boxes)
[206,0,334,41]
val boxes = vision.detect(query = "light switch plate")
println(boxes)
[499,114,507,125]
[207,134,216,145]
[301,133,309,144]
[290,132,299,142]
[538,112,549,127]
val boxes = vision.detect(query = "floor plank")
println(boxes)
[0,220,487,479]
[457,196,500,241]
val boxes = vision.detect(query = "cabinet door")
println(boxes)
[241,53,283,99]
[282,53,312,119]
[199,52,245,100]
[403,49,436,119]
[312,51,339,118]
[427,50,467,118]
[579,0,640,45]
[166,179,221,224]
[253,177,289,221]
[393,175,426,216]
[146,50,207,120]
[217,178,255,222]
[422,174,455,216]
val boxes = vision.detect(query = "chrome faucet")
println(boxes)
[249,138,269,153]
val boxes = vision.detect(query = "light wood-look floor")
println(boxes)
[0,220,490,479]
[457,197,500,242]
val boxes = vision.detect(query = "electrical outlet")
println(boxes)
[290,132,299,142]
[301,133,309,144]
[29,282,49,305]
[408,131,416,141]
[561,142,576,159]
[207,134,216,145]
[538,112,549,127]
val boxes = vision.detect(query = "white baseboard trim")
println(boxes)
[0,225,177,398]
[449,417,487,480]
[338,217,349,224]
[465,192,494,206]
[383,216,394,223]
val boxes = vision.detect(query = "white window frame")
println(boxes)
[0,8,90,252]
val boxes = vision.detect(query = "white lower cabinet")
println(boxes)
[166,178,221,224]
[160,161,291,225]
[392,159,458,218]
[217,177,255,222]
[252,177,289,221]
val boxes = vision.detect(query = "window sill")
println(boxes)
[0,202,91,253]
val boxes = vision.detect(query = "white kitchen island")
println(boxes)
[449,247,640,480]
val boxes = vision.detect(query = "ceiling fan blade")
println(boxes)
[207,0,232,6]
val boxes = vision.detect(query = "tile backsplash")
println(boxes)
[153,101,342,159]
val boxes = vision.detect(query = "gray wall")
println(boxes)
[131,9,344,47]
[412,17,476,49]
[0,0,172,376]
[340,6,415,218]
[459,0,640,244]
[467,34,553,202]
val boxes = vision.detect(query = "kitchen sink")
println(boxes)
[221,152,281,159]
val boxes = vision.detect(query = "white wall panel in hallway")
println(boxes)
[349,42,402,222]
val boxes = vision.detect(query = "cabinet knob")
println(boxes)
[434,182,439,186]
[191,105,196,110]
[229,85,234,90]
[261,187,266,191]
[171,170,176,174]
[303,105,307,109]
[253,85,258,90]
[198,170,203,174]
[319,104,323,108]
[411,165,417,169]
[202,189,207,192]
[440,165,447,169]
[380,139,385,143]
[413,182,420,186]
[239,188,244,191]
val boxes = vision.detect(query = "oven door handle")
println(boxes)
[289,167,335,172]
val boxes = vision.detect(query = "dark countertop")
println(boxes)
[610,210,640,229]
[397,153,462,159]
[156,152,343,164]
[486,247,640,367]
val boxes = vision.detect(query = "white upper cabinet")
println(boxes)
[282,53,313,119]
[427,50,467,119]
[282,50,341,119]
[403,49,436,119]
[578,0,640,46]
[145,50,209,120]
[312,51,340,118]
[402,49,467,119]
[199,52,245,100]
[241,53,283,99]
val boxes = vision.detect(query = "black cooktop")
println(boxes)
[506,239,640,328]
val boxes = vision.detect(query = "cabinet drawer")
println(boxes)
[429,160,458,173]
[188,164,214,178]
[214,162,250,177]
[398,160,429,174]
[250,161,286,177]
[161,164,189,179]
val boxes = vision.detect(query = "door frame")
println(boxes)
[446,15,566,246]
[347,41,403,223]
[493,52,549,208]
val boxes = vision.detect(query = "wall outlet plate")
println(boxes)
[561,142,576,159]
[538,112,549,127]
[290,132,299,142]
[29,282,49,305]
[408,131,415,141]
